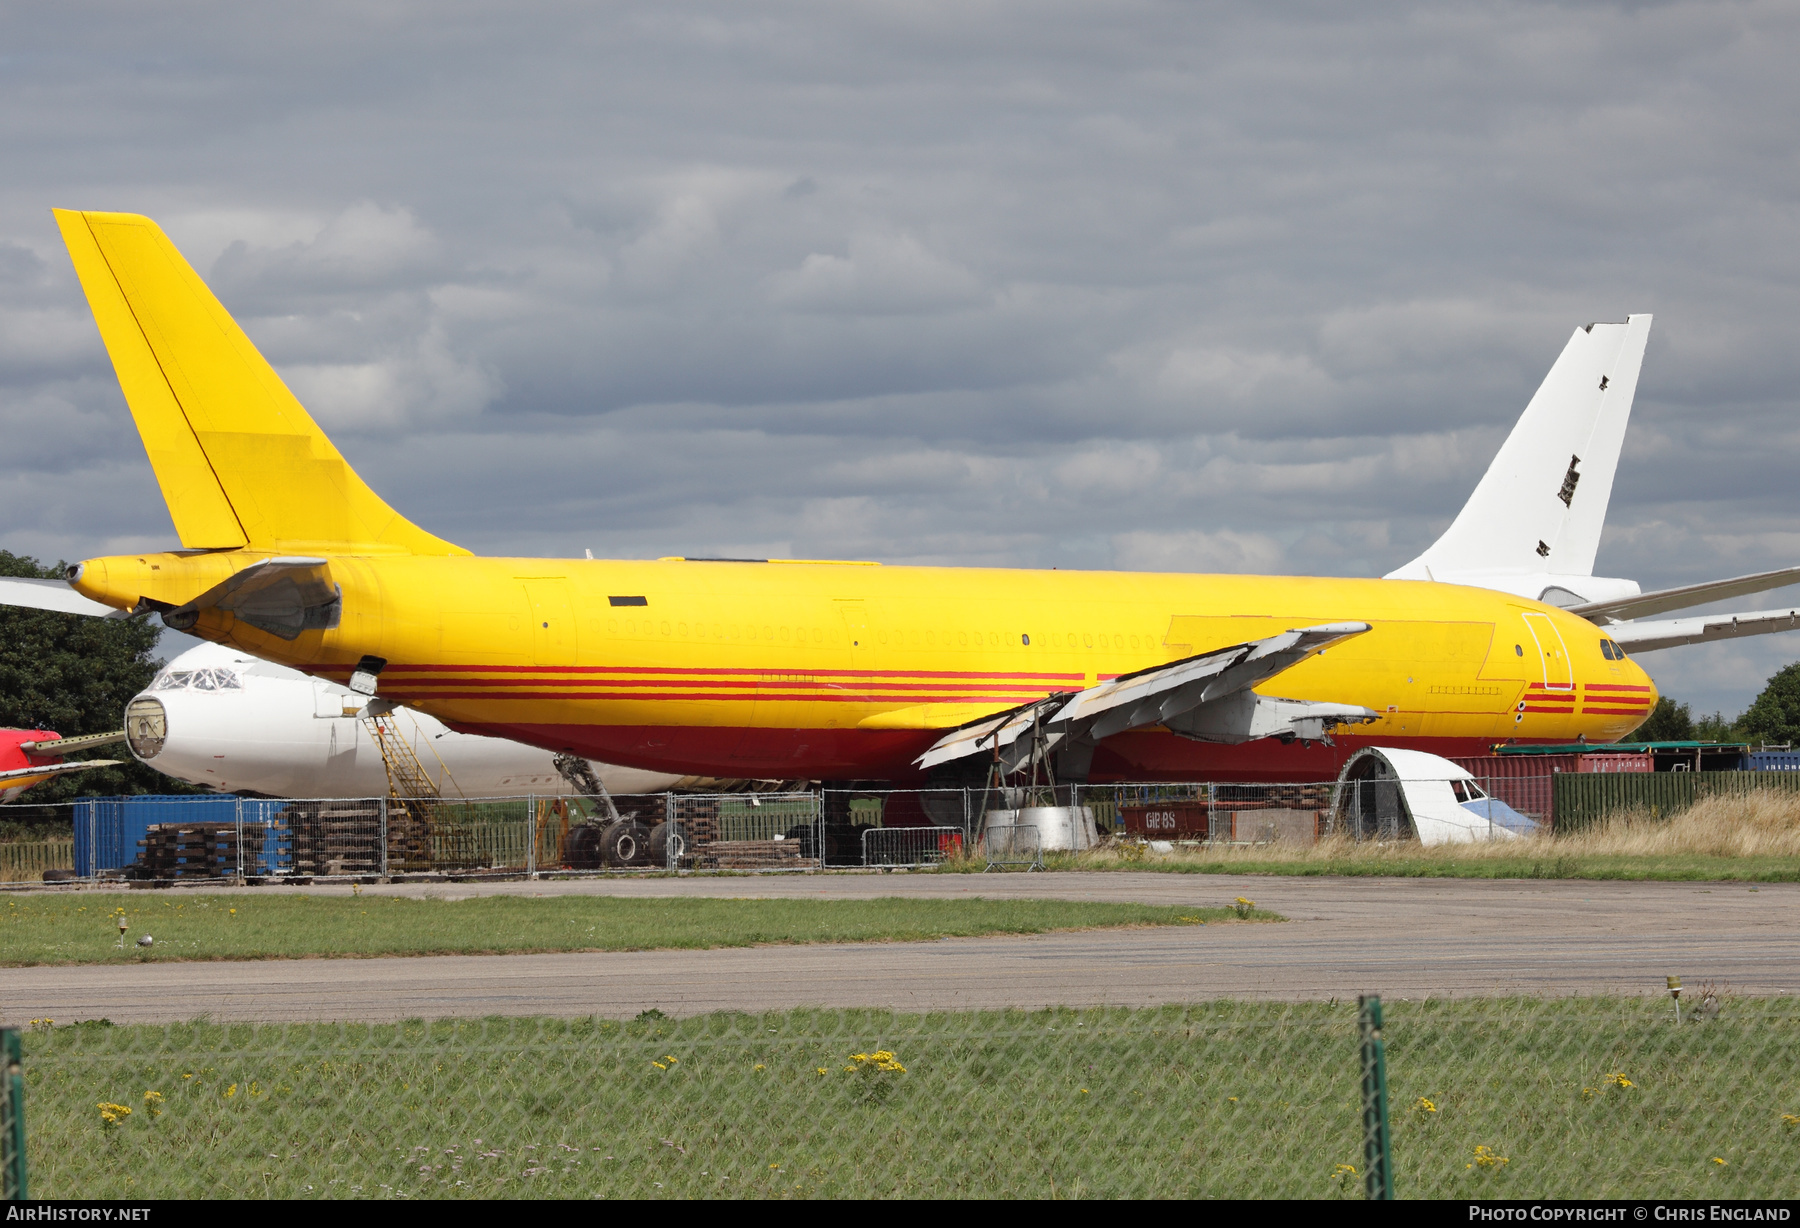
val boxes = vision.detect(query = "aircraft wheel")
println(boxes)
[564,823,605,870]
[647,822,686,867]
[601,818,652,867]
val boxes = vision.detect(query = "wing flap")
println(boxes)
[914,622,1376,772]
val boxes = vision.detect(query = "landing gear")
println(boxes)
[601,818,652,867]
[647,822,685,867]
[564,823,606,869]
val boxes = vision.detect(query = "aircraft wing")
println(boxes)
[0,576,125,618]
[17,731,129,756]
[163,557,341,641]
[1606,607,1800,654]
[915,622,1377,772]
[0,759,125,786]
[1569,566,1800,622]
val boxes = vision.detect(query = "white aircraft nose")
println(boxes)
[125,694,167,760]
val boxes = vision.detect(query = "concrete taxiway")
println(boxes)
[3,873,1792,1024]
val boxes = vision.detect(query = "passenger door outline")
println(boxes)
[1520,612,1573,692]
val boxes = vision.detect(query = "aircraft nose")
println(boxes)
[124,695,167,760]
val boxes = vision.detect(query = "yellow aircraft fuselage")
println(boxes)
[71,549,1656,782]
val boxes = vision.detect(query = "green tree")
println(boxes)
[1694,710,1744,743]
[1738,662,1800,746]
[1,551,198,828]
[1630,696,1693,742]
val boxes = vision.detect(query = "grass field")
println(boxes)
[20,997,1797,1199]
[945,792,1800,881]
[0,893,1251,966]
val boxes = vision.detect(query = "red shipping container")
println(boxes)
[1449,755,1569,826]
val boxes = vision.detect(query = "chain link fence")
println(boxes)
[9,995,1798,1198]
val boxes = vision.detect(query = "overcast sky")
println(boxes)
[3,1,1799,716]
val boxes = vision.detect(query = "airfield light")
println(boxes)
[1667,976,1683,1023]
[117,913,128,949]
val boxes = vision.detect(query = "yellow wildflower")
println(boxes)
[97,1102,132,1126]
[1414,1097,1437,1114]
[143,1091,163,1118]
[1468,1145,1508,1170]
[1605,1072,1634,1089]
[1712,1157,1728,1166]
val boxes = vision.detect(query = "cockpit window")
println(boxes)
[152,667,241,691]
[1599,638,1627,661]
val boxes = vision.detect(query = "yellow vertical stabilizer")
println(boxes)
[55,209,467,557]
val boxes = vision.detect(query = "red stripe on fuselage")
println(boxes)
[388,677,1057,695]
[331,663,1086,682]
[390,689,1042,704]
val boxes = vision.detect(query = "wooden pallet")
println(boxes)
[694,839,805,870]
[285,803,385,876]
[138,822,241,878]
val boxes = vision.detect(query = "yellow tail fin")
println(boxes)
[56,209,467,557]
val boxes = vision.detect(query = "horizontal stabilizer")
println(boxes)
[1570,566,1800,622]
[1607,607,1800,654]
[0,576,125,618]
[915,622,1376,772]
[163,557,341,642]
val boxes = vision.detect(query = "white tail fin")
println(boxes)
[1388,314,1652,587]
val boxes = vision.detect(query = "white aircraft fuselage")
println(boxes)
[124,642,699,797]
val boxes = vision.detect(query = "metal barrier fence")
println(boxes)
[982,823,1043,871]
[861,825,965,869]
[12,997,1800,1198]
[27,767,1800,882]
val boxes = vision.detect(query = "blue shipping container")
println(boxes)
[73,796,291,876]
[1748,750,1800,772]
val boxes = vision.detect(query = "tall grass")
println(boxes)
[957,792,1800,878]
[1557,791,1800,858]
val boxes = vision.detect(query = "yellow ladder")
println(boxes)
[363,714,440,801]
